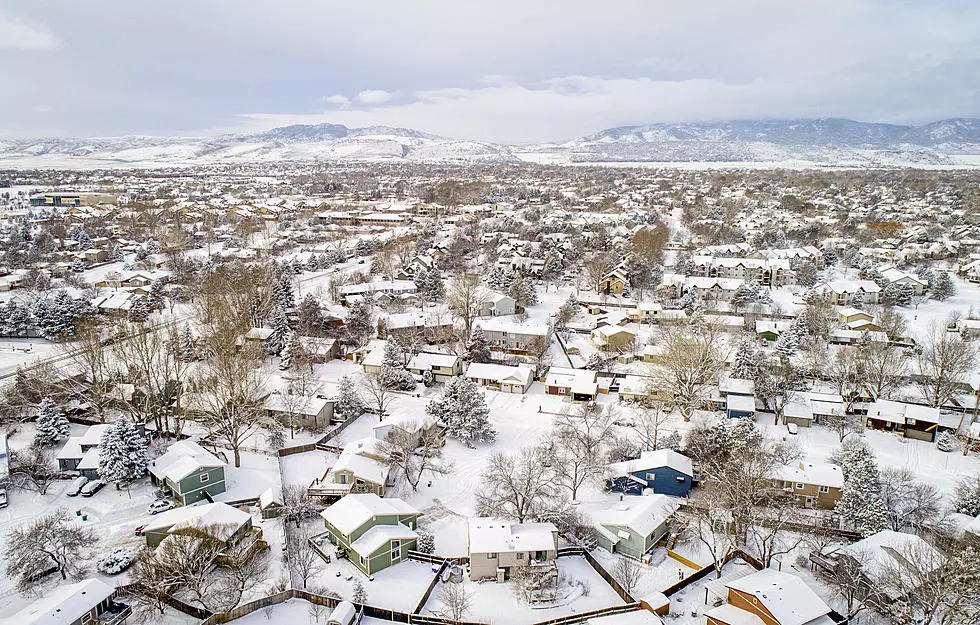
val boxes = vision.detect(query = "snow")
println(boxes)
[422,556,625,625]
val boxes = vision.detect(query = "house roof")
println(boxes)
[464,362,534,386]
[544,367,598,395]
[0,578,115,625]
[407,352,461,370]
[839,530,943,592]
[727,570,831,625]
[320,493,418,536]
[467,518,557,555]
[264,394,330,417]
[607,449,694,478]
[329,437,390,486]
[143,502,250,541]
[590,494,679,539]
[704,604,767,625]
[867,399,940,425]
[772,462,843,488]
[726,394,756,413]
[474,316,550,337]
[148,439,224,483]
[349,524,418,557]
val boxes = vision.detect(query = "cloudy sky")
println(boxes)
[2,1,979,143]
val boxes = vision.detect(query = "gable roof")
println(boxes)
[148,439,224,483]
[590,494,679,538]
[0,578,115,625]
[727,570,831,625]
[607,449,694,478]
[468,518,557,554]
[320,493,418,536]
[143,502,250,541]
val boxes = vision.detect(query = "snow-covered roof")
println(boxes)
[772,462,843,488]
[143,502,250,541]
[867,399,939,425]
[464,362,534,386]
[607,449,694,479]
[544,367,598,394]
[148,439,224,483]
[726,394,756,413]
[704,604,766,625]
[467,518,557,555]
[320,493,418,536]
[78,424,112,447]
[350,524,418,557]
[329,437,389,486]
[590,494,678,539]
[0,578,115,625]
[719,377,755,396]
[839,530,943,592]
[475,316,550,337]
[726,570,831,625]
[264,394,330,417]
[407,352,461,370]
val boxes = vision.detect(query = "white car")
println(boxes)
[147,500,176,515]
[787,423,799,435]
[66,476,90,497]
[97,548,136,575]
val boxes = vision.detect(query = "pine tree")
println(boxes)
[146,279,166,311]
[344,302,372,347]
[731,340,758,379]
[97,422,130,486]
[586,353,606,371]
[834,443,889,536]
[953,476,980,516]
[383,340,404,368]
[34,398,70,447]
[269,306,291,355]
[426,377,495,447]
[508,275,538,309]
[128,296,151,323]
[352,579,367,604]
[275,275,295,310]
[486,266,508,290]
[416,529,436,554]
[280,331,298,371]
[936,430,957,452]
[334,376,366,421]
[180,324,197,362]
[465,327,492,363]
[296,294,324,335]
[421,269,444,300]
[930,271,956,301]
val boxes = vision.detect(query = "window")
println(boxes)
[200,473,210,483]
[676,476,686,483]
[337,474,348,484]
[646,472,656,481]
[488,552,497,559]
[818,485,830,493]
[359,555,365,565]
[516,552,525,560]
[391,540,401,561]
[796,483,805,490]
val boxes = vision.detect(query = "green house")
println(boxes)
[590,494,679,559]
[320,493,421,576]
[148,440,226,505]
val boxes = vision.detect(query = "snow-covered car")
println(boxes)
[787,423,799,435]
[66,476,90,497]
[96,548,135,575]
[147,500,176,515]
[80,479,106,497]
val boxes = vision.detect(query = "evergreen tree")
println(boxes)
[274,275,295,310]
[936,430,957,452]
[98,421,147,487]
[656,430,683,451]
[334,376,366,421]
[33,398,70,447]
[586,353,606,371]
[297,293,325,335]
[420,269,444,300]
[128,296,151,323]
[344,302,373,347]
[269,306,291,355]
[382,340,404,368]
[929,271,956,301]
[795,261,819,288]
[146,279,166,311]
[416,529,436,554]
[541,252,564,280]
[280,331,298,371]
[485,266,509,290]
[352,579,367,604]
[834,442,889,536]
[421,370,434,387]
[426,377,495,447]
[953,476,980,516]
[465,327,492,363]
[179,324,197,362]
[356,239,373,257]
[731,340,758,380]
[508,275,538,309]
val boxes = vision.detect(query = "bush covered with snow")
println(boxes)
[97,548,135,575]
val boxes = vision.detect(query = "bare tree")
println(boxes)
[917,320,977,407]
[62,319,115,420]
[815,550,882,622]
[438,582,474,623]
[648,327,722,421]
[475,448,557,523]
[281,484,321,528]
[361,374,395,419]
[824,411,865,443]
[4,510,97,590]
[382,424,455,491]
[550,403,615,500]
[631,397,670,451]
[859,340,908,400]
[612,556,644,596]
[878,467,942,532]
[446,275,487,339]
[191,347,268,467]
[8,446,57,495]
[879,538,979,625]
[287,532,323,589]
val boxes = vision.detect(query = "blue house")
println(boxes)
[720,377,756,419]
[606,449,694,497]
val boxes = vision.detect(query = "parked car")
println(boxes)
[787,423,799,435]
[66,476,90,497]
[147,500,176,515]
[0,488,7,509]
[96,548,135,575]
[80,479,106,497]
[135,524,146,536]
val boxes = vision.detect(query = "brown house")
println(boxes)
[706,569,834,625]
[770,462,844,509]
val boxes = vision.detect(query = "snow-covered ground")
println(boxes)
[422,556,625,625]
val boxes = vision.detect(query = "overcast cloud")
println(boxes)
[1,0,978,143]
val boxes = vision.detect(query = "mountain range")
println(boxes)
[3,117,980,168]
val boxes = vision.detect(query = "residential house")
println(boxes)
[57,424,111,479]
[705,569,834,625]
[837,307,880,332]
[591,325,637,352]
[309,438,391,497]
[878,266,928,296]
[544,367,598,401]
[142,502,253,549]
[783,392,846,427]
[264,394,334,429]
[0,578,130,625]
[606,449,695,497]
[236,327,274,349]
[339,280,416,307]
[599,262,630,295]
[865,399,940,442]
[476,290,517,317]
[467,518,559,581]
[372,413,444,446]
[717,377,756,419]
[464,362,535,394]
[298,336,340,362]
[771,462,844,509]
[406,352,463,382]
[377,312,454,344]
[475,317,552,355]
[320,493,420,576]
[836,530,943,604]
[755,319,793,342]
[148,439,226,505]
[819,280,881,305]
[590,495,680,558]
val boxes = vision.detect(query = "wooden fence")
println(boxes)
[277,442,318,457]
[116,582,213,621]
[530,602,644,625]
[413,559,449,616]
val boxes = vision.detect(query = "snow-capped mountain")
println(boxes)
[2,118,980,168]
